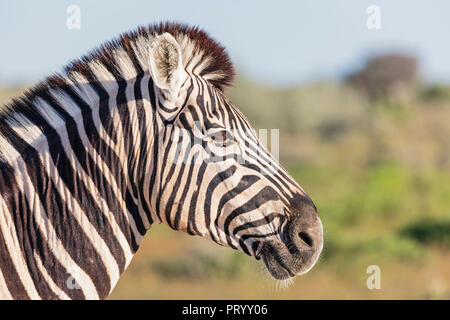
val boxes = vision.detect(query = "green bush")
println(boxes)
[399,219,450,248]
[421,84,450,101]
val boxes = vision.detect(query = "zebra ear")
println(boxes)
[149,33,187,102]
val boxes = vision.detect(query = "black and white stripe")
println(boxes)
[0,22,322,299]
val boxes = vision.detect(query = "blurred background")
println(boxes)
[1,0,449,299]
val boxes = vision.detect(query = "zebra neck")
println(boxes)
[0,72,160,299]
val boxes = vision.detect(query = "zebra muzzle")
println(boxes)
[261,212,323,280]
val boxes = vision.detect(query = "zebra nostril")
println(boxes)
[298,232,313,247]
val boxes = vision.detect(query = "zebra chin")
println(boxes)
[259,215,324,280]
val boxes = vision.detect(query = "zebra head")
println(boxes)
[146,25,323,280]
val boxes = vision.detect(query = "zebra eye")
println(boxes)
[211,130,234,147]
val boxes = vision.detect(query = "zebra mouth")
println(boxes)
[260,236,321,280]
[259,210,324,280]
[260,240,298,280]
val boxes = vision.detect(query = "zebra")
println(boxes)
[0,22,323,300]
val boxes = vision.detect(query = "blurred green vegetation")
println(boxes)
[0,54,449,298]
[287,163,449,263]
[149,249,247,280]
[400,219,450,248]
[225,71,450,279]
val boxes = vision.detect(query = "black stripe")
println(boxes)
[203,166,237,242]
[186,162,207,236]
[173,153,198,230]
[0,194,30,300]
[0,229,30,299]
[56,84,136,253]
[0,164,56,299]
[214,175,261,234]
[232,212,282,236]
[68,69,119,145]
[0,122,112,299]
[252,241,261,258]
[155,128,180,223]
[98,60,147,237]
[164,159,188,229]
[133,73,153,224]
[116,80,147,236]
[0,162,86,300]
[39,92,129,271]
[223,186,280,248]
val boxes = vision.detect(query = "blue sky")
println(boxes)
[1,0,449,86]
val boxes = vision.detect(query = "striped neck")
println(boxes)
[0,59,160,300]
